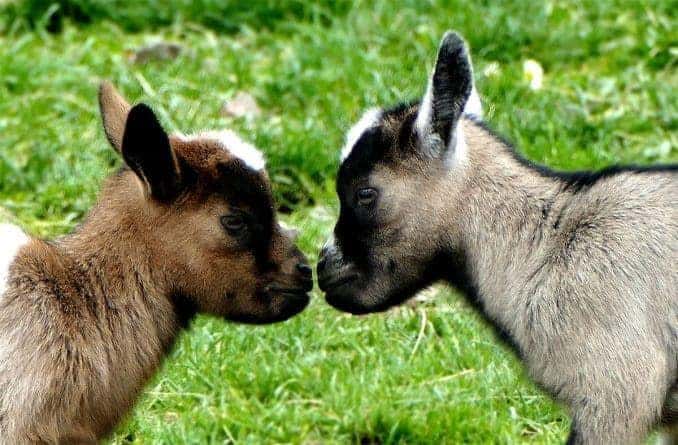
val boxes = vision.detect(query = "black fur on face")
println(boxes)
[216,161,276,272]
[335,103,419,261]
[318,102,448,314]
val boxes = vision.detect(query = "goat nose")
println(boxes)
[296,263,312,280]
[318,236,336,275]
[319,245,328,259]
[296,262,313,292]
[317,254,328,275]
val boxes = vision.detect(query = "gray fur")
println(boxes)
[319,31,677,444]
[447,121,677,444]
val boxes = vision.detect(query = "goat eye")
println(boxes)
[221,215,246,234]
[356,188,378,206]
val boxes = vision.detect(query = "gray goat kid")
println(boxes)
[318,31,677,444]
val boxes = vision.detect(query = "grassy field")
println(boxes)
[0,0,676,443]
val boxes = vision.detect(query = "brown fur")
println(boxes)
[0,83,312,443]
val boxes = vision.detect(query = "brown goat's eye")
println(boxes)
[356,188,378,206]
[221,214,246,234]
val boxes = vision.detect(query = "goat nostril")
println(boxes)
[317,257,327,274]
[296,263,312,278]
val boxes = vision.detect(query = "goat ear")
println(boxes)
[98,81,131,153]
[415,32,475,157]
[122,104,183,202]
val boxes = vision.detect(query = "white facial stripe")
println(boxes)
[0,224,29,300]
[340,108,382,162]
[176,130,266,171]
[464,84,482,118]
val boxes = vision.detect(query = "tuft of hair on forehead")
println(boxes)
[340,108,382,162]
[176,130,266,171]
[338,102,423,173]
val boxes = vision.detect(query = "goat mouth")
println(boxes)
[264,285,311,299]
[276,290,311,321]
[318,273,358,293]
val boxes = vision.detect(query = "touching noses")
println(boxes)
[297,262,313,290]
[295,259,313,292]
[278,222,312,291]
[317,237,338,288]
[317,245,330,276]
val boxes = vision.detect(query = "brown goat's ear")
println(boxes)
[98,81,131,153]
[122,104,183,202]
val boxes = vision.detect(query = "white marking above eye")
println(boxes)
[340,108,382,162]
[176,130,266,171]
[0,224,29,301]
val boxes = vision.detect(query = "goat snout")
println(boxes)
[296,262,314,292]
[317,240,337,284]
[317,239,358,294]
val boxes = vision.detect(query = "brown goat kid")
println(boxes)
[0,83,313,444]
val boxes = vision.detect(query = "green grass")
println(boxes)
[0,1,676,443]
[1,0,353,33]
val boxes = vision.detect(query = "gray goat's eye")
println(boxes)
[356,188,378,206]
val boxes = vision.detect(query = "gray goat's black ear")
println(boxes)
[415,31,474,156]
[121,104,183,202]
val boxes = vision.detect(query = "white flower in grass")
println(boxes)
[523,59,544,90]
[483,61,501,77]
